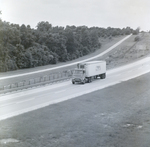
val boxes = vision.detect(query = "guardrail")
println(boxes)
[0,70,73,94]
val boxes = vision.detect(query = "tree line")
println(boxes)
[0,20,137,72]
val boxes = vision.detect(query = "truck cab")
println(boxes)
[72,69,86,84]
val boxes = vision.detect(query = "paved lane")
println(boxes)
[0,56,150,121]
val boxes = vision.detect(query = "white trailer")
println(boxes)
[72,60,106,84]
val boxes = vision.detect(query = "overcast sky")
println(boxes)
[0,0,150,31]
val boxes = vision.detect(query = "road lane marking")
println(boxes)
[126,70,132,74]
[114,73,121,76]
[0,98,35,108]
[138,66,144,70]
[0,102,16,108]
[55,90,66,94]
[16,98,35,104]
[144,64,150,67]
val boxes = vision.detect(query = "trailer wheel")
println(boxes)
[90,77,93,82]
[101,73,106,79]
[82,79,86,84]
[88,77,92,83]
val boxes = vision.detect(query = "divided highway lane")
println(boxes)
[0,57,150,121]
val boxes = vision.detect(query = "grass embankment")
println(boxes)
[103,33,150,69]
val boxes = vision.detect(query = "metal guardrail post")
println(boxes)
[23,80,25,86]
[44,75,46,81]
[40,77,43,82]
[16,83,18,88]
[49,75,51,81]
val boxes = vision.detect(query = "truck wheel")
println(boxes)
[82,79,85,84]
[101,73,106,79]
[88,77,91,83]
[72,81,75,84]
[90,77,93,82]
[88,77,92,83]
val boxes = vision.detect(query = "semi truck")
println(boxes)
[72,60,106,84]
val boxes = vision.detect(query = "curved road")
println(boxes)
[0,56,150,121]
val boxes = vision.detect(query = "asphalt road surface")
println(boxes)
[0,56,150,121]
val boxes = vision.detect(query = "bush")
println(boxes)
[134,36,140,42]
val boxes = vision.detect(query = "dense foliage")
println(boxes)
[0,20,135,72]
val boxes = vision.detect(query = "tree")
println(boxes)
[65,30,76,54]
[0,18,136,72]
[132,27,140,35]
[20,24,35,48]
[89,29,100,49]
[36,21,52,32]
[124,27,132,35]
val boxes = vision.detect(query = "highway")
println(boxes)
[0,56,150,121]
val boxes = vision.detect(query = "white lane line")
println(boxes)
[126,70,132,74]
[0,102,16,108]
[138,66,144,70]
[16,98,35,104]
[114,73,122,76]
[0,98,35,108]
[145,64,150,67]
[55,90,66,94]
[0,35,131,80]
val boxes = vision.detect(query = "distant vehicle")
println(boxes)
[72,60,106,84]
